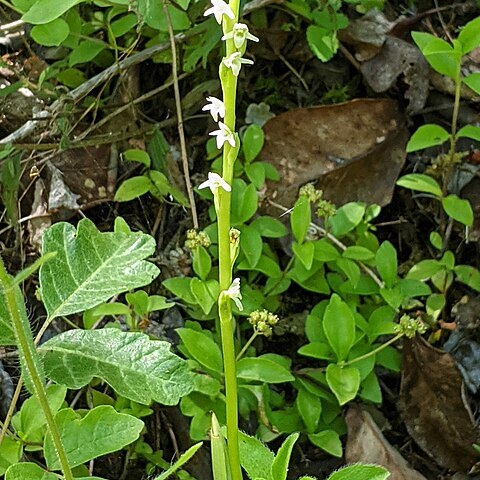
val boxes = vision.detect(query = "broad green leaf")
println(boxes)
[114,175,153,201]
[406,124,450,152]
[12,384,67,442]
[123,148,151,167]
[39,218,159,319]
[30,18,69,46]
[271,433,299,480]
[154,442,203,480]
[430,231,442,250]
[0,437,22,476]
[292,241,315,270]
[376,241,397,288]
[110,13,138,37]
[328,202,365,237]
[239,431,274,480]
[441,194,473,226]
[407,259,442,280]
[69,40,106,66]
[360,371,382,403]
[396,173,442,197]
[137,0,190,31]
[177,328,223,373]
[192,245,212,281]
[148,295,173,311]
[296,388,321,433]
[190,278,217,314]
[22,0,81,24]
[327,464,390,480]
[231,179,258,224]
[44,406,143,470]
[5,463,57,480]
[337,258,360,287]
[250,216,288,238]
[39,329,193,405]
[463,73,480,95]
[308,430,342,457]
[323,294,355,362]
[326,364,361,405]
[241,225,263,268]
[313,239,340,261]
[455,265,480,292]
[245,162,266,189]
[291,198,311,243]
[297,342,334,361]
[458,16,480,54]
[242,124,264,163]
[457,125,480,142]
[237,356,294,383]
[343,246,374,261]
[307,25,337,62]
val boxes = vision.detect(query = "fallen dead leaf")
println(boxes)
[345,405,427,480]
[400,336,478,472]
[261,99,408,211]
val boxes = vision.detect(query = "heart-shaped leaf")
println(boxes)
[39,329,193,405]
[40,218,159,319]
[44,406,143,470]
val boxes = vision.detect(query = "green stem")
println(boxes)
[236,331,259,361]
[342,334,403,367]
[0,259,74,480]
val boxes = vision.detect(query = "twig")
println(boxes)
[161,0,198,228]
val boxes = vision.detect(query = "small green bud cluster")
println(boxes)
[394,314,427,338]
[299,183,336,219]
[184,229,212,250]
[249,309,279,337]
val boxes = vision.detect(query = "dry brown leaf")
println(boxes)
[400,336,478,472]
[345,405,427,480]
[261,99,408,210]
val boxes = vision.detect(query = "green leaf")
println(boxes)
[22,0,81,24]
[39,329,193,405]
[297,342,334,361]
[463,73,480,95]
[430,231,443,250]
[245,162,266,189]
[137,0,190,31]
[250,216,288,238]
[455,265,480,292]
[271,433,299,480]
[336,258,360,287]
[69,40,105,66]
[313,239,340,261]
[190,278,217,314]
[406,124,450,152]
[0,281,16,345]
[114,175,153,201]
[291,198,311,243]
[154,442,203,480]
[441,194,473,226]
[376,241,397,288]
[237,356,294,384]
[396,173,442,197]
[30,18,69,46]
[458,16,480,54]
[407,259,442,280]
[0,437,22,476]
[326,464,390,480]
[177,328,223,374]
[307,25,338,62]
[296,388,321,433]
[457,125,480,142]
[308,430,342,457]
[110,13,138,37]
[44,406,143,470]
[328,202,365,237]
[239,431,274,480]
[241,225,263,268]
[326,364,361,405]
[292,241,315,270]
[192,245,212,281]
[5,463,57,480]
[242,124,264,163]
[148,295,173,311]
[231,179,258,224]
[323,294,355,362]
[343,246,374,261]
[39,218,159,319]
[123,148,151,167]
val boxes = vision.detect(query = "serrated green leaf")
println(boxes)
[326,364,360,405]
[39,218,159,319]
[326,464,390,480]
[239,431,274,480]
[323,294,355,362]
[441,194,473,226]
[406,124,450,152]
[39,329,193,405]
[44,406,143,470]
[396,173,442,197]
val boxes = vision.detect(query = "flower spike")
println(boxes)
[222,23,259,49]
[202,96,225,122]
[203,0,235,24]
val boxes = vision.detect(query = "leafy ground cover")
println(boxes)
[1,0,480,478]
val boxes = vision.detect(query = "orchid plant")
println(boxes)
[199,1,260,478]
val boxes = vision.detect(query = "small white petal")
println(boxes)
[204,0,234,23]
[198,172,231,193]
[209,121,236,149]
[224,278,243,311]
[202,96,225,122]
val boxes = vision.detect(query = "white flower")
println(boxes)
[222,23,259,49]
[202,96,225,122]
[209,121,236,149]
[224,278,243,311]
[198,172,231,193]
[223,52,254,77]
[203,0,235,24]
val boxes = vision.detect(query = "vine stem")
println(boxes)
[0,259,74,480]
